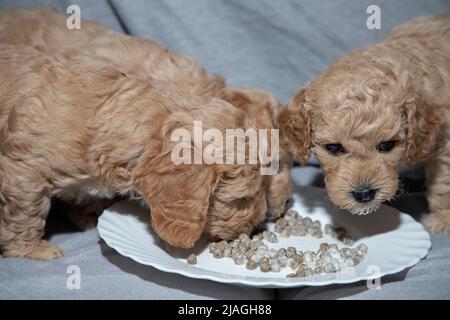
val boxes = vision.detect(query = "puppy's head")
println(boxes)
[279,62,441,215]
[205,162,267,241]
[219,87,294,220]
[135,99,266,248]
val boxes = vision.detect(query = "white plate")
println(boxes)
[97,186,431,288]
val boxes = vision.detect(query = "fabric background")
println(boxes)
[0,0,449,299]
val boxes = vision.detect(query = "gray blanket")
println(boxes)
[0,0,449,299]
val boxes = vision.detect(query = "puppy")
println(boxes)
[0,8,293,223]
[0,44,268,260]
[279,13,450,232]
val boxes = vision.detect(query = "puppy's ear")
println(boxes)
[142,163,214,248]
[403,97,442,166]
[135,126,215,248]
[277,88,311,165]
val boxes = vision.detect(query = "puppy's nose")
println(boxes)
[352,187,378,203]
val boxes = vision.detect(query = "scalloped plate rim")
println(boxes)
[98,225,430,288]
[97,186,431,288]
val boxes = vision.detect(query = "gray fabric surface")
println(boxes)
[0,221,274,300]
[0,0,450,299]
[1,167,449,300]
[1,0,449,103]
[107,0,450,103]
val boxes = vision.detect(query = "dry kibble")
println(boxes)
[256,248,267,258]
[239,233,250,241]
[296,268,306,278]
[205,209,368,278]
[271,261,281,272]
[292,254,304,264]
[250,239,260,248]
[259,258,271,272]
[342,236,354,246]
[268,233,278,243]
[356,243,368,256]
[213,250,225,259]
[245,250,256,260]
[344,258,356,267]
[304,268,314,277]
[219,240,228,247]
[303,251,314,263]
[208,243,217,253]
[246,259,258,270]
[280,229,290,237]
[328,244,339,252]
[286,210,299,218]
[340,247,353,258]
[278,255,289,267]
[324,263,337,273]
[332,259,341,271]
[233,254,246,265]
[277,248,287,257]
[289,259,300,269]
[311,227,323,239]
[275,218,288,229]
[252,233,263,241]
[290,225,307,236]
[268,248,278,258]
[223,247,231,257]
[312,220,321,229]
[286,247,297,258]
[319,243,329,252]
[187,254,197,265]
[251,254,262,263]
[314,266,323,275]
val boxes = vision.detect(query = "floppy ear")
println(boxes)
[142,163,215,248]
[135,122,216,248]
[277,88,311,165]
[403,97,442,167]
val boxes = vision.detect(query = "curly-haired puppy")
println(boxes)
[0,8,293,226]
[0,44,273,260]
[279,13,450,232]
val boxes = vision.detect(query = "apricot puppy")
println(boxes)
[0,8,293,223]
[0,45,268,260]
[279,13,450,232]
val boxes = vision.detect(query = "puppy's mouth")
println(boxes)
[348,205,379,216]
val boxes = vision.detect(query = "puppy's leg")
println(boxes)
[425,142,450,233]
[0,189,63,260]
[266,170,293,219]
[67,198,114,231]
[266,151,293,220]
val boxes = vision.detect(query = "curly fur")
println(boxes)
[0,10,293,259]
[0,8,292,222]
[278,13,450,231]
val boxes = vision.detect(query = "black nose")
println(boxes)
[352,187,378,203]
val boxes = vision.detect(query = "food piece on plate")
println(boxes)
[187,254,197,265]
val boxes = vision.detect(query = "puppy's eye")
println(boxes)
[377,140,396,152]
[325,143,345,155]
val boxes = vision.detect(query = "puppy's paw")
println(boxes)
[426,210,450,234]
[3,240,64,260]
[267,204,287,220]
